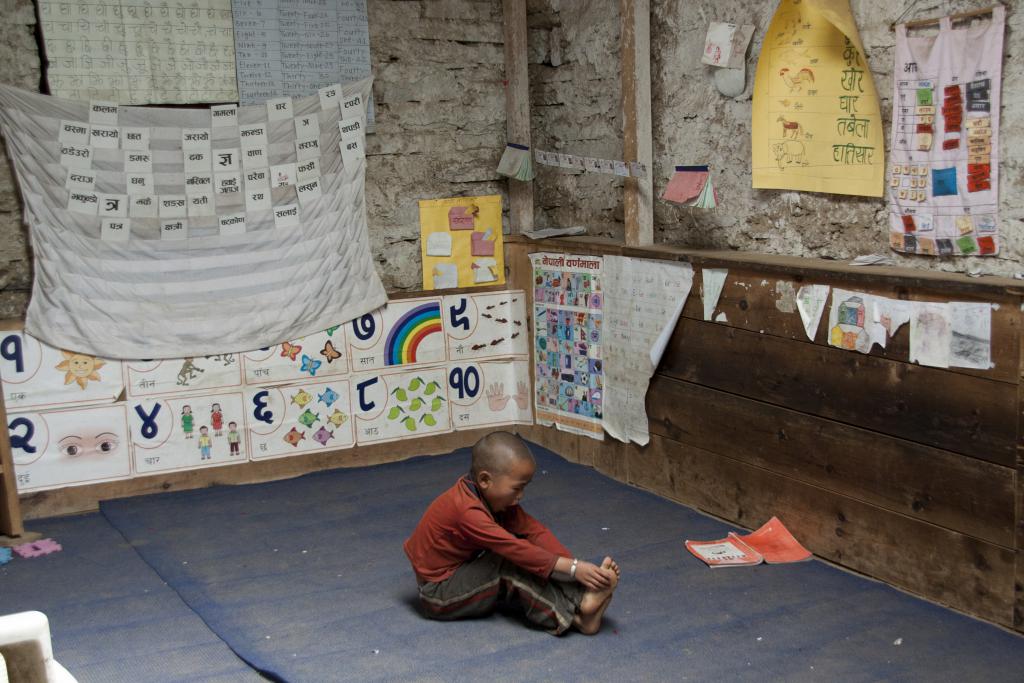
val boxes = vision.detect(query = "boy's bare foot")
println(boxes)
[574,556,618,635]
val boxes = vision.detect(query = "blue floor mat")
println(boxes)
[0,513,260,683]
[98,443,1024,682]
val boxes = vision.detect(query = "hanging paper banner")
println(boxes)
[420,195,505,290]
[8,404,133,492]
[245,379,354,459]
[752,0,884,196]
[442,291,528,362]
[0,329,124,412]
[130,391,247,474]
[448,360,532,431]
[888,8,1004,256]
[530,252,604,440]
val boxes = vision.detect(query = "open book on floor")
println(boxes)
[685,516,812,568]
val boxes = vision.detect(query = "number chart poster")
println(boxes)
[245,379,354,460]
[443,291,528,362]
[448,360,532,431]
[420,195,505,290]
[752,0,884,197]
[350,366,452,445]
[0,330,124,412]
[242,324,350,386]
[530,252,604,440]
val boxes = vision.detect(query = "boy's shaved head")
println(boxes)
[471,431,534,478]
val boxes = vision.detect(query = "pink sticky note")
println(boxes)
[448,206,476,230]
[471,231,495,256]
[661,171,708,204]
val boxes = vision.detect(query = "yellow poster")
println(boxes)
[752,0,884,197]
[419,195,505,290]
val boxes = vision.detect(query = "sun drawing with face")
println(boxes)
[55,350,106,389]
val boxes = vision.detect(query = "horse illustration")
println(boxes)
[771,140,809,170]
[777,116,804,139]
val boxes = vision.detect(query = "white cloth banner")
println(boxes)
[0,78,386,359]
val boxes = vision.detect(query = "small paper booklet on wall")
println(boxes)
[685,517,812,568]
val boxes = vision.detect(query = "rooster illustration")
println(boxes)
[779,67,814,94]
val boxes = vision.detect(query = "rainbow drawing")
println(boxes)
[384,303,443,365]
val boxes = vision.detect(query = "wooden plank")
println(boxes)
[659,317,1017,466]
[19,429,490,520]
[502,0,533,234]
[628,434,1016,627]
[1014,300,1024,632]
[619,0,652,246]
[648,375,1015,546]
[0,390,24,537]
[682,267,1019,384]
[504,235,1024,298]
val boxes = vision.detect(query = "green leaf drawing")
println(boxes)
[403,416,417,432]
[393,387,408,402]
[409,398,423,411]
[387,406,404,420]
[409,377,423,391]
[424,381,440,395]
[420,414,437,427]
[430,397,443,412]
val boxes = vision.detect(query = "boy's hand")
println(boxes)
[574,561,615,591]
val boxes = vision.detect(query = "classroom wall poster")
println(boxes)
[420,195,505,290]
[887,8,1004,256]
[751,0,885,196]
[346,297,447,372]
[530,252,604,440]
[245,379,354,460]
[125,355,244,398]
[442,291,528,362]
[350,366,452,445]
[242,324,350,386]
[448,360,532,431]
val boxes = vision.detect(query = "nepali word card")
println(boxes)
[242,325,350,386]
[448,360,532,431]
[530,253,604,440]
[125,354,243,398]
[350,367,452,445]
[602,257,694,445]
[245,379,354,460]
[443,291,528,362]
[130,391,246,474]
[420,195,505,290]
[0,329,123,412]
[752,0,884,196]
[888,8,1004,256]
[346,297,446,372]
[9,404,132,492]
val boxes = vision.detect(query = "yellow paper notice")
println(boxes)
[419,195,505,290]
[752,0,884,197]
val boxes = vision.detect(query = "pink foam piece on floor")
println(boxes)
[13,538,63,558]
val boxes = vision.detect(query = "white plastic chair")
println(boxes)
[0,611,76,682]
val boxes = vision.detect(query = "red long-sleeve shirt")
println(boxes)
[404,476,572,584]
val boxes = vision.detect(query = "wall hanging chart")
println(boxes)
[888,7,1004,256]
[530,252,604,441]
[3,291,532,492]
[0,77,384,359]
[419,195,504,290]
[752,0,884,196]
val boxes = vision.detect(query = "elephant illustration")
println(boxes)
[771,140,809,170]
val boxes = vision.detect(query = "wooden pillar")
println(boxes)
[620,0,653,246]
[1015,299,1024,632]
[0,391,25,538]
[503,0,534,234]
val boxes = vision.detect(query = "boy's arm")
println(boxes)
[504,505,572,558]
[458,507,560,578]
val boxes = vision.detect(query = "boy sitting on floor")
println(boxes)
[404,431,620,635]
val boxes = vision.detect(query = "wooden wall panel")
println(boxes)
[647,375,1015,546]
[628,435,1016,627]
[660,318,1017,466]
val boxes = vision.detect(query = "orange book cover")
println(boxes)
[732,516,812,564]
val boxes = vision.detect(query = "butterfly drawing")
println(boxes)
[321,341,342,363]
[281,341,302,361]
[301,354,322,377]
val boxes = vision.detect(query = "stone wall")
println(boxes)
[1,0,1021,320]
[526,0,1024,276]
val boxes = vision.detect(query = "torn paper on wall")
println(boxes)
[796,285,830,340]
[603,256,694,445]
[702,268,728,321]
[948,302,992,369]
[909,302,952,368]
[828,288,910,353]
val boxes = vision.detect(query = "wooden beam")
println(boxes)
[502,0,533,234]
[620,0,653,246]
[0,390,24,537]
